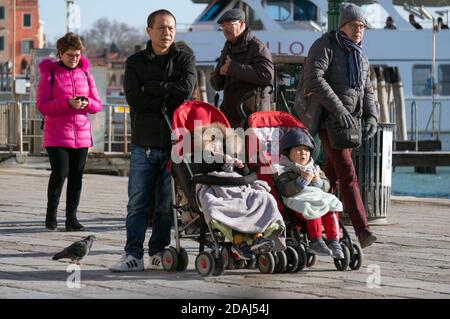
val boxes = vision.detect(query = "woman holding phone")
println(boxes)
[37,32,102,231]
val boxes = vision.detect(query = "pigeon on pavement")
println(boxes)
[52,235,96,264]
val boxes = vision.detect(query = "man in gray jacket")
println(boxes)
[294,3,378,248]
[210,9,274,127]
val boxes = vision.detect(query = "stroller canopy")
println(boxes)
[173,100,231,138]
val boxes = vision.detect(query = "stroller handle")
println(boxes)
[161,95,174,131]
[238,84,274,125]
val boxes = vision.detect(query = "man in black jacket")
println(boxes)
[210,9,273,128]
[110,9,196,272]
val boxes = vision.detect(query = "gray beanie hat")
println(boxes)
[338,3,367,28]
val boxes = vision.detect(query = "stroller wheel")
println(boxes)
[234,258,247,269]
[334,244,350,271]
[349,243,363,270]
[257,253,275,274]
[284,246,299,273]
[306,252,316,268]
[245,258,257,270]
[176,247,189,272]
[227,246,247,270]
[162,247,179,272]
[273,251,287,273]
[295,244,307,272]
[220,246,230,270]
[195,252,215,277]
[213,254,226,276]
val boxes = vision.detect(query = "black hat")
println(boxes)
[217,9,245,24]
[280,129,316,152]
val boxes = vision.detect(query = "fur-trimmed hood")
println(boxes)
[38,55,90,73]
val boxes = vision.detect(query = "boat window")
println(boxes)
[412,65,432,96]
[266,0,318,22]
[266,0,292,22]
[293,0,317,21]
[199,0,232,22]
[438,65,450,96]
[241,3,264,30]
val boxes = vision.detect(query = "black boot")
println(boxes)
[65,216,85,232]
[45,210,58,231]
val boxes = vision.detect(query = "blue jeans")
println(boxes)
[125,145,172,259]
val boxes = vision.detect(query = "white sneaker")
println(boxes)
[109,254,144,272]
[146,252,163,270]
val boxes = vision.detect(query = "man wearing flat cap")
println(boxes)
[293,3,378,249]
[210,8,274,128]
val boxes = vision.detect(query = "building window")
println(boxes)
[21,40,34,54]
[0,7,5,20]
[23,13,31,28]
[412,65,432,96]
[438,65,450,96]
[0,36,4,51]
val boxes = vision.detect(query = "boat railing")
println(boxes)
[424,100,442,140]
[410,101,419,151]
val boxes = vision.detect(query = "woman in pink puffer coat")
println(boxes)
[37,32,102,232]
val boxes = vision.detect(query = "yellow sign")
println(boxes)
[114,106,130,113]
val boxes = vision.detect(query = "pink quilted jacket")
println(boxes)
[36,56,102,148]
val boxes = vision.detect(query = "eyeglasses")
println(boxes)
[347,22,366,31]
[219,21,240,30]
[64,53,81,59]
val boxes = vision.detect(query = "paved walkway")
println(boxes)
[0,167,449,299]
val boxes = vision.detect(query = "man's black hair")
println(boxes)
[147,9,176,28]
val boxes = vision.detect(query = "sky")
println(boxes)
[39,0,208,43]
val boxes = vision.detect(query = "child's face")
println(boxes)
[289,145,311,165]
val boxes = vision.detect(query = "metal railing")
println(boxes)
[0,101,132,155]
[410,101,419,151]
[425,100,442,140]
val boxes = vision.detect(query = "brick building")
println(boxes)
[0,0,43,76]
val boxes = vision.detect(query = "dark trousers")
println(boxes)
[318,130,369,237]
[46,147,88,220]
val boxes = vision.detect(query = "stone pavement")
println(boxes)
[0,167,450,299]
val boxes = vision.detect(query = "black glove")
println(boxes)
[143,81,169,96]
[335,107,356,129]
[363,117,378,140]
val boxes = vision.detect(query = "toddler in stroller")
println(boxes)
[275,129,344,259]
[196,121,286,261]
[247,110,363,271]
[168,100,286,276]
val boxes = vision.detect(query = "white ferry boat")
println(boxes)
[176,0,450,150]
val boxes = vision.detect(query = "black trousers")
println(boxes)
[46,147,88,219]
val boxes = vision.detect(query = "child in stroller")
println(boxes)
[167,100,286,276]
[196,121,286,261]
[275,129,344,259]
[247,110,363,271]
